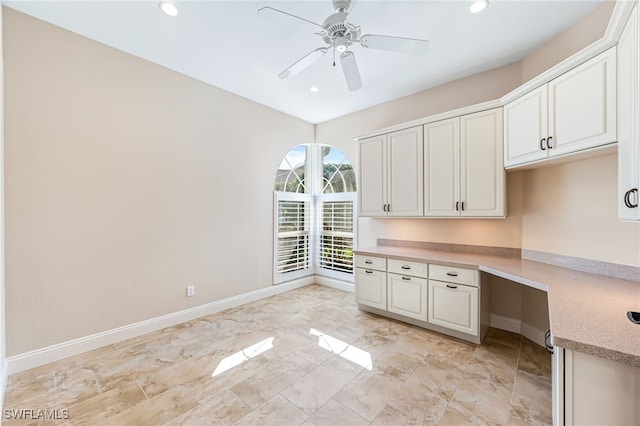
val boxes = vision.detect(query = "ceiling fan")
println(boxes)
[257,0,430,91]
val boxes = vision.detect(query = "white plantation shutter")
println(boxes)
[318,194,356,279]
[274,192,313,283]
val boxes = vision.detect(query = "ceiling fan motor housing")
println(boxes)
[321,12,361,47]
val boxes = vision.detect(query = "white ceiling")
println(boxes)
[5,0,604,123]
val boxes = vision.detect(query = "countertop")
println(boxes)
[354,245,640,368]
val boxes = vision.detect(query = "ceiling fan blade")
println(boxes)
[340,51,363,91]
[359,34,430,55]
[279,48,328,79]
[257,6,324,30]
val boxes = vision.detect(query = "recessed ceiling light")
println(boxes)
[470,0,488,13]
[310,86,320,93]
[159,1,178,17]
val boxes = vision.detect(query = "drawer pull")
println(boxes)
[446,284,458,289]
[446,272,458,277]
[365,260,373,264]
[365,270,373,274]
[402,276,411,281]
[401,265,411,270]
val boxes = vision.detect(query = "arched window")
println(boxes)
[274,144,357,284]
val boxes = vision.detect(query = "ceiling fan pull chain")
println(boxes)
[332,43,336,66]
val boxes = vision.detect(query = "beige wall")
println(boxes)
[521,154,640,266]
[0,4,5,396]
[521,1,616,82]
[4,8,314,356]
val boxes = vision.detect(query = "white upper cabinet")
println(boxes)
[618,1,640,221]
[504,47,617,168]
[359,126,424,217]
[424,118,460,217]
[424,108,505,218]
[504,85,549,166]
[460,108,505,217]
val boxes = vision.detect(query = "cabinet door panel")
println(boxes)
[460,108,505,217]
[388,274,428,321]
[424,118,460,217]
[359,135,387,216]
[618,4,640,221]
[549,48,617,157]
[355,268,387,309]
[428,280,478,336]
[388,127,424,216]
[504,85,549,167]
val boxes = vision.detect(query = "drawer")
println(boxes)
[428,264,479,287]
[387,259,428,278]
[355,255,387,271]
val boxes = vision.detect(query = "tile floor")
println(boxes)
[3,284,552,425]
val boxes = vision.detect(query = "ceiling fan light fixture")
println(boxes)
[334,36,348,53]
[470,0,489,14]
[309,86,320,93]
[159,1,178,17]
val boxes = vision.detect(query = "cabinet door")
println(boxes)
[388,126,424,216]
[504,85,549,167]
[460,108,505,217]
[355,268,387,309]
[424,118,460,217]
[618,3,640,221]
[549,48,617,157]
[388,273,428,321]
[359,135,388,216]
[428,280,478,336]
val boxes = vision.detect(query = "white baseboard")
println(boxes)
[315,276,354,293]
[490,314,522,334]
[520,322,547,348]
[489,314,547,347]
[6,277,313,375]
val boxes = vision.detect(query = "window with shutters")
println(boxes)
[273,144,356,284]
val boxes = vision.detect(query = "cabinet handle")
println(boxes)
[461,201,465,211]
[365,270,373,274]
[402,276,411,281]
[446,284,458,289]
[540,138,546,151]
[625,189,639,208]
[387,204,391,212]
[546,136,553,150]
[455,201,459,211]
[401,265,411,270]
[446,272,458,277]
[365,260,373,264]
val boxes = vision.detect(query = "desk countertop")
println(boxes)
[354,245,640,368]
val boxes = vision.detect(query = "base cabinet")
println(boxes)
[354,254,486,343]
[428,280,478,336]
[554,347,640,425]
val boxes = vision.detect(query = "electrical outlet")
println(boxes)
[186,285,195,297]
